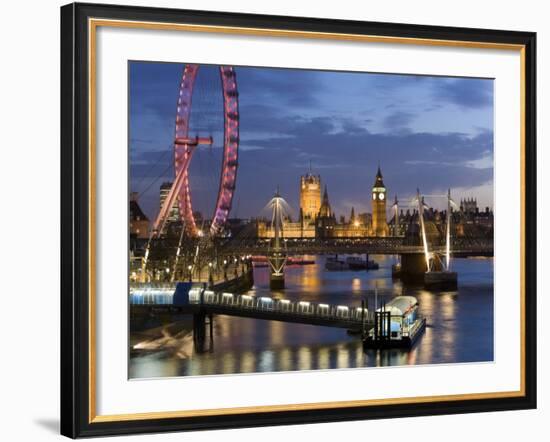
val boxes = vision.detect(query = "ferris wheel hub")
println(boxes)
[174,136,213,146]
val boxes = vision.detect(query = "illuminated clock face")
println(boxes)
[379,193,385,200]
[372,193,376,200]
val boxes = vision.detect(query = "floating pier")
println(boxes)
[363,296,426,349]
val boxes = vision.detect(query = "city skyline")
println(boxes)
[130,62,494,222]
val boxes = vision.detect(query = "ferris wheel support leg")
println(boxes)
[139,153,194,282]
[154,152,193,234]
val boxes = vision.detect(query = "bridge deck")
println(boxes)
[219,237,493,256]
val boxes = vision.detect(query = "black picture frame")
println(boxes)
[61,2,537,438]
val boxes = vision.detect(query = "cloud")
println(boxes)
[340,118,370,134]
[233,116,493,216]
[434,78,493,109]
[129,62,495,219]
[237,67,322,109]
[383,111,415,130]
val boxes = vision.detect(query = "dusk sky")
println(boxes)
[129,62,494,222]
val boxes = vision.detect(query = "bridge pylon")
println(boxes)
[267,188,288,289]
[413,188,458,289]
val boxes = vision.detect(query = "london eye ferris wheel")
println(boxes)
[151,64,240,239]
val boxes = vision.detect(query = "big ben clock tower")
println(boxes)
[371,166,389,237]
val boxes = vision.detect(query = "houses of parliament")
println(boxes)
[130,165,493,243]
[257,166,390,239]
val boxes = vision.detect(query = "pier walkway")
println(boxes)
[131,283,374,332]
[187,288,373,331]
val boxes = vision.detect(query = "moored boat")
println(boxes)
[325,256,348,271]
[252,255,314,267]
[346,256,379,270]
[287,256,315,266]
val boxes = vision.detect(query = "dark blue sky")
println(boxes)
[130,62,494,222]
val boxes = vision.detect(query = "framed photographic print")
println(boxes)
[60,2,537,438]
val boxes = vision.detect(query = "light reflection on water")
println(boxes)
[129,255,493,378]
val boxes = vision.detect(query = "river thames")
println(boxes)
[129,255,493,378]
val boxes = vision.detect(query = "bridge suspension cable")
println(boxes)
[413,188,458,272]
[133,145,172,195]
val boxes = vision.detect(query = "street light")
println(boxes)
[187,264,192,282]
[208,262,214,287]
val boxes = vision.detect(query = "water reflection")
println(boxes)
[351,278,361,293]
[129,255,494,378]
